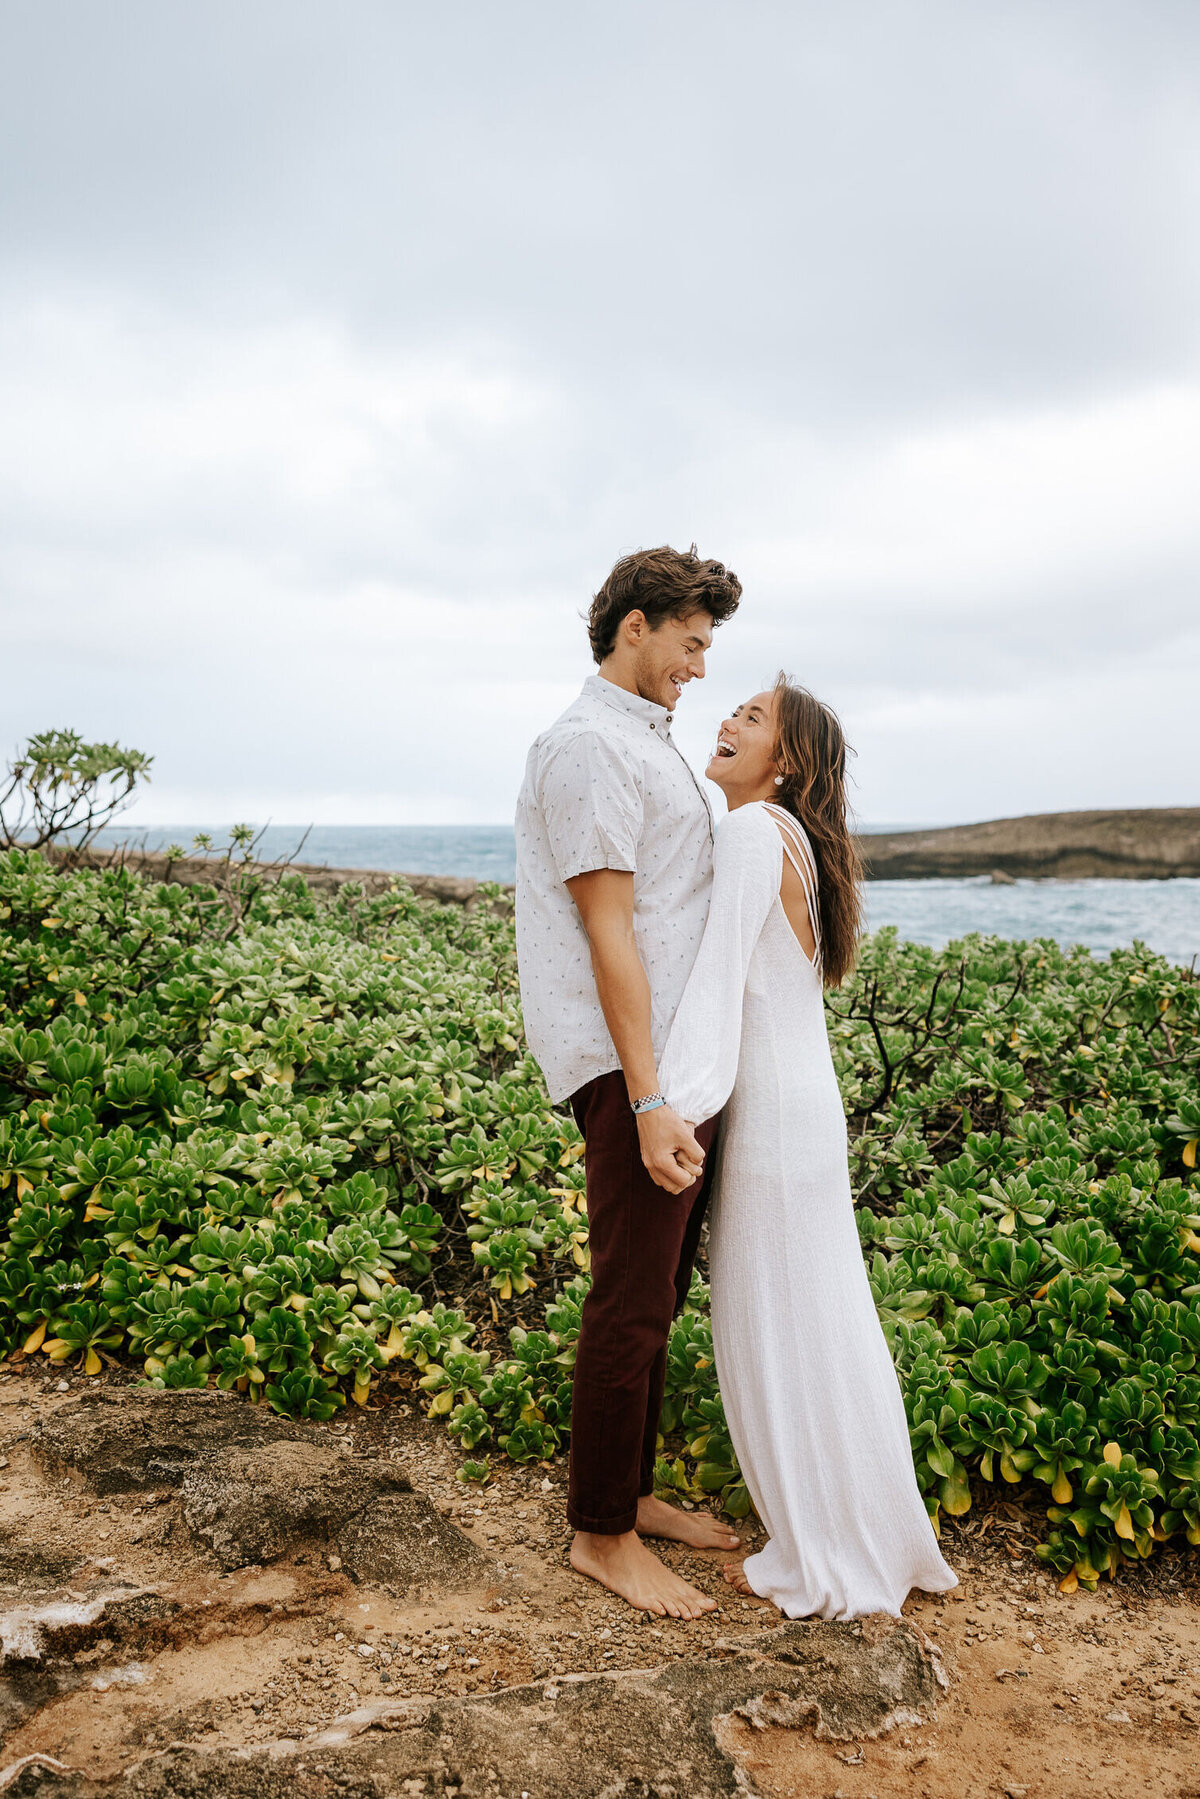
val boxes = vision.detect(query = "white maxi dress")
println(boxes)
[657,801,957,1619]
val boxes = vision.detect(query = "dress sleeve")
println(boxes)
[537,729,643,883]
[657,804,783,1126]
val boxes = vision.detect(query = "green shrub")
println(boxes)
[1,847,1198,1592]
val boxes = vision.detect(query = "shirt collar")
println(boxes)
[582,673,674,737]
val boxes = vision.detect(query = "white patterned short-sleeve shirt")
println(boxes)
[515,675,715,1103]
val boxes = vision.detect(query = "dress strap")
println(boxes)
[762,803,823,967]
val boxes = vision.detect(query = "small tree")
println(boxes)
[0,730,152,859]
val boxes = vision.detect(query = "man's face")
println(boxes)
[633,610,713,712]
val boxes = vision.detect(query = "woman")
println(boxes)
[656,675,957,1619]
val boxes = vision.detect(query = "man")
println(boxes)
[514,543,742,1618]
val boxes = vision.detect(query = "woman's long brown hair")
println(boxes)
[770,674,863,987]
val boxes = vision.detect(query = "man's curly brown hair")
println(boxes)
[586,544,742,663]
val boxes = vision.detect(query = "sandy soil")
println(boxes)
[0,1361,1196,1796]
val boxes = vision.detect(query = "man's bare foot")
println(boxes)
[570,1529,718,1619]
[722,1557,758,1597]
[636,1493,741,1552]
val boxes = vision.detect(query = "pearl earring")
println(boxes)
[774,775,784,787]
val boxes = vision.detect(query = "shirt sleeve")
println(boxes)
[657,804,783,1125]
[537,728,644,883]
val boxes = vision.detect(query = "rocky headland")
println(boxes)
[857,808,1200,882]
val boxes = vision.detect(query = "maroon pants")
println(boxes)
[566,1070,721,1535]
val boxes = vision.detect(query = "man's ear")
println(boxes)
[621,608,647,646]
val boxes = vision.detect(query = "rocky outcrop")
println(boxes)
[8,1616,947,1798]
[31,1387,313,1493]
[180,1440,485,1591]
[858,808,1200,881]
[31,1390,488,1592]
[179,1439,411,1568]
[334,1491,488,1591]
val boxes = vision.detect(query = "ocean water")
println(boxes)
[100,824,521,882]
[98,823,1200,966]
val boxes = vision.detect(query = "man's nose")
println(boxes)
[689,650,707,679]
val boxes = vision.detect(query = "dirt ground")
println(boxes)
[0,1360,1197,1798]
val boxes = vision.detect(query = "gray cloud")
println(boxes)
[1,0,1198,826]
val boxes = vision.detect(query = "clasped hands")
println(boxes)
[636,1104,704,1194]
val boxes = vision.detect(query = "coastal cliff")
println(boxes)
[857,808,1200,881]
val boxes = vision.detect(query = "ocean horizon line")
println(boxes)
[99,817,951,839]
[71,820,1200,964]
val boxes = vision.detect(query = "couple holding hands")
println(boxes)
[515,544,956,1621]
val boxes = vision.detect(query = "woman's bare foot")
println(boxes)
[722,1557,758,1597]
[570,1529,718,1619]
[636,1493,741,1552]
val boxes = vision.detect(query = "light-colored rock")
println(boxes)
[21,1616,947,1798]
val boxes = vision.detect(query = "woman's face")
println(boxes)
[706,688,780,799]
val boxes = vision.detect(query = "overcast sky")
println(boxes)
[2,1,1198,826]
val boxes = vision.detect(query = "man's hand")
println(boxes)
[637,1105,704,1194]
